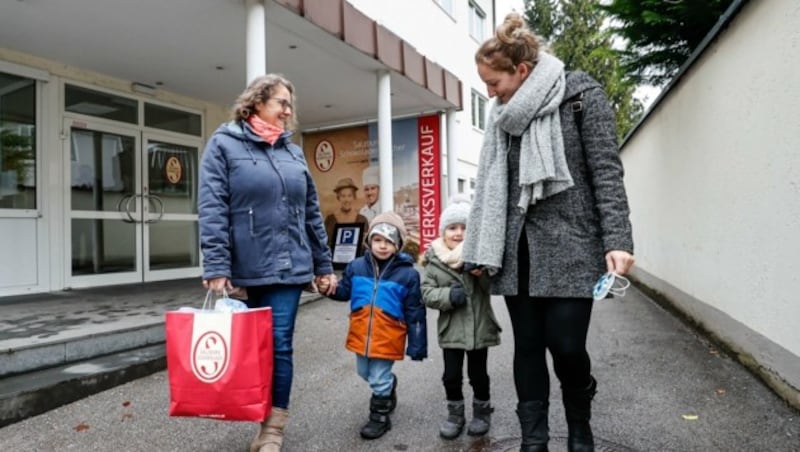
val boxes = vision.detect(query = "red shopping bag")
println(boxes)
[166,306,273,421]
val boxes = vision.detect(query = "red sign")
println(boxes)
[417,115,441,253]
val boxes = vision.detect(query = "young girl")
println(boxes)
[420,195,502,439]
[325,211,427,440]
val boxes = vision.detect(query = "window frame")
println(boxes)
[470,89,487,131]
[434,0,455,18]
[468,1,487,42]
[0,67,42,215]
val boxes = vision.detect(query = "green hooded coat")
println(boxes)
[420,248,502,350]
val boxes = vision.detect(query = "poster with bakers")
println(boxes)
[302,114,441,263]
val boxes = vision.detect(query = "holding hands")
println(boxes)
[315,273,338,296]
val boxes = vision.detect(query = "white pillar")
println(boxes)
[245,0,267,84]
[377,70,394,213]
[446,108,458,200]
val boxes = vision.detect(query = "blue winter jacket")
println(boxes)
[198,121,333,286]
[329,251,427,361]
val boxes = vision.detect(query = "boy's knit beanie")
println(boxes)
[367,211,407,250]
[439,193,472,235]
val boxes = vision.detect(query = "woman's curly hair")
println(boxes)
[230,73,297,130]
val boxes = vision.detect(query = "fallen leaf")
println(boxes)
[74,422,90,432]
[716,388,726,396]
[682,414,699,420]
[121,413,134,421]
[122,401,131,407]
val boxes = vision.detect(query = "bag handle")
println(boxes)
[202,288,229,310]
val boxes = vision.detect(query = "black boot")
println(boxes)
[562,376,597,452]
[517,400,549,452]
[388,374,398,413]
[360,394,392,440]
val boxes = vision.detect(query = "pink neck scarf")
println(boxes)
[247,114,284,145]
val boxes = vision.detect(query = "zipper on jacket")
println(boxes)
[363,255,396,357]
[297,208,305,247]
[248,207,254,236]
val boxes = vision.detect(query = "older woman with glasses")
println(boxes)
[199,73,337,452]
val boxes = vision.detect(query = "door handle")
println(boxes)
[116,194,137,223]
[145,194,165,224]
[123,194,138,223]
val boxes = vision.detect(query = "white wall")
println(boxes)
[349,0,502,198]
[621,0,800,401]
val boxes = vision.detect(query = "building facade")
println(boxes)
[0,0,513,297]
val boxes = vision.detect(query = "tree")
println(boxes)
[524,0,643,140]
[601,0,735,86]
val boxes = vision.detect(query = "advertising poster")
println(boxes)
[302,114,441,263]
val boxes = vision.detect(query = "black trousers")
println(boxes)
[442,347,490,402]
[505,232,594,402]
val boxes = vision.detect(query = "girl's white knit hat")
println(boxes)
[439,193,472,235]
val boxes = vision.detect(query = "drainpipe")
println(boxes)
[377,70,393,213]
[245,0,267,84]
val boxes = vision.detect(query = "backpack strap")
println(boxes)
[566,91,584,130]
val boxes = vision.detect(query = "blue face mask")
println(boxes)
[592,272,630,301]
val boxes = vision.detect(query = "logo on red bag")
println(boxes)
[191,331,230,383]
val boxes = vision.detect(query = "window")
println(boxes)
[65,84,137,124]
[145,103,202,137]
[434,0,454,17]
[471,90,487,131]
[0,72,37,209]
[457,178,465,193]
[469,2,486,42]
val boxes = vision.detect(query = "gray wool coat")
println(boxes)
[420,249,502,350]
[492,71,634,298]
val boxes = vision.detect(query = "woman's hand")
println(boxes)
[605,250,635,275]
[315,273,338,296]
[203,277,233,293]
[463,262,483,277]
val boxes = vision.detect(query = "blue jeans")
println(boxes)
[355,355,395,396]
[246,284,304,409]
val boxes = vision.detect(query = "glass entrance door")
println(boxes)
[67,118,141,287]
[66,119,200,288]
[142,133,200,281]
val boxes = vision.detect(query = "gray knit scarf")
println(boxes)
[463,52,572,273]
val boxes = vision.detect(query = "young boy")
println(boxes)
[420,195,501,439]
[324,211,427,440]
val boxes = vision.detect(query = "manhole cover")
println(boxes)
[468,435,638,452]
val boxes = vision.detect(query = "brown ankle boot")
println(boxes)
[250,407,289,452]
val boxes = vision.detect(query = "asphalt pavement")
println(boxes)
[0,286,798,451]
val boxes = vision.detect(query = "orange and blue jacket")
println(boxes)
[329,251,427,361]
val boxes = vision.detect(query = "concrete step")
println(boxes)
[1,322,165,378]
[0,344,165,427]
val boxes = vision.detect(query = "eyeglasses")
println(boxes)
[270,97,293,111]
